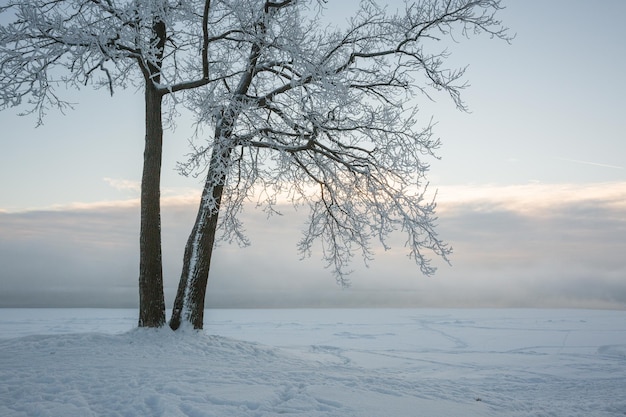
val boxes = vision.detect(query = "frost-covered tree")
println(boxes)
[0,0,220,327]
[169,0,510,329]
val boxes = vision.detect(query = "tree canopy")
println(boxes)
[169,0,510,329]
[1,0,510,330]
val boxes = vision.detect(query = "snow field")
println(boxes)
[0,308,625,416]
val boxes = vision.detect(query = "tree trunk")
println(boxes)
[169,34,257,330]
[169,142,230,330]
[138,83,166,328]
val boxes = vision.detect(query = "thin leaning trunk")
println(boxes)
[170,15,290,330]
[169,142,230,330]
[138,83,166,328]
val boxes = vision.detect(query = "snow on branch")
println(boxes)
[0,0,231,122]
[1,0,510,284]
[177,0,510,282]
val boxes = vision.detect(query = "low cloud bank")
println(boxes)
[1,182,625,309]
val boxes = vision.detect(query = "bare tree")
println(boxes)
[0,0,219,327]
[169,0,511,330]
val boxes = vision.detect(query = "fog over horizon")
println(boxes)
[2,182,624,310]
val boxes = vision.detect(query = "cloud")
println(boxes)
[1,182,625,309]
[423,182,626,309]
[434,181,626,215]
[103,177,141,193]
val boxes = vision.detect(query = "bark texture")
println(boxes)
[169,143,230,330]
[138,82,166,328]
[138,18,167,328]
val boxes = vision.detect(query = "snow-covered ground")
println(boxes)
[1,308,625,417]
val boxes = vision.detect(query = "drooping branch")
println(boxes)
[177,0,510,285]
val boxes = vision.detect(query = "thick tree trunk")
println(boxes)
[138,83,166,328]
[169,142,230,330]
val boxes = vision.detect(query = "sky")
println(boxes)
[1,0,625,309]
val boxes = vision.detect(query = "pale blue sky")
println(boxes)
[1,0,625,308]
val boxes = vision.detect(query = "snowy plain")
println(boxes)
[1,308,625,417]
